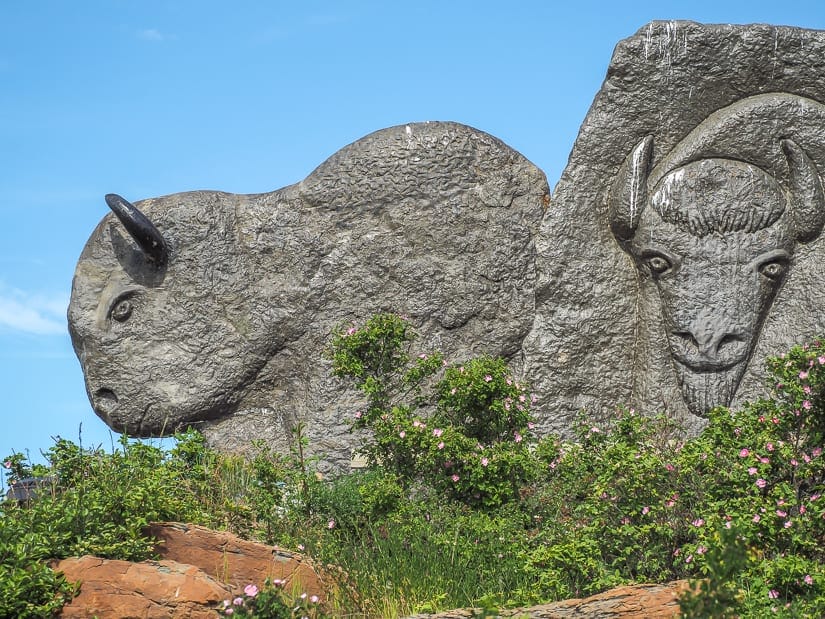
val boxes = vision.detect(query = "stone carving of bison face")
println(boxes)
[67,192,305,436]
[610,136,825,416]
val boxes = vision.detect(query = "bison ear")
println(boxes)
[782,139,825,244]
[609,135,654,244]
[105,194,169,267]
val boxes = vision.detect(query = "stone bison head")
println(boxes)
[609,128,825,416]
[67,191,307,436]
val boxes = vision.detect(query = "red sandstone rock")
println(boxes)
[55,555,230,619]
[146,522,331,601]
[404,580,690,618]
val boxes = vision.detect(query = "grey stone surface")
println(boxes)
[68,122,547,469]
[522,21,825,437]
[70,22,825,465]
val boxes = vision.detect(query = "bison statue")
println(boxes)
[68,122,548,468]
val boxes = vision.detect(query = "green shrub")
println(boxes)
[329,313,549,507]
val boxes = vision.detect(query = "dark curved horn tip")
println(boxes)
[104,193,169,267]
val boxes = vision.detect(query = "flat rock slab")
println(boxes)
[55,555,230,619]
[405,580,689,618]
[146,522,332,601]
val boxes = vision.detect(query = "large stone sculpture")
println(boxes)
[69,22,825,464]
[68,122,547,468]
[522,22,825,436]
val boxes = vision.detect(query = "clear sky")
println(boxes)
[3,1,825,474]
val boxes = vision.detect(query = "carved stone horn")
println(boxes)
[609,135,654,244]
[781,139,825,244]
[105,193,169,267]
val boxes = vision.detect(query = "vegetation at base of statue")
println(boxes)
[2,313,825,618]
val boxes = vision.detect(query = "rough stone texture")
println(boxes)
[69,22,825,460]
[522,22,825,438]
[404,580,689,618]
[146,522,331,599]
[68,122,547,469]
[55,555,230,619]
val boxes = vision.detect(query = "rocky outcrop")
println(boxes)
[146,522,330,599]
[54,522,337,618]
[404,580,690,618]
[55,555,230,619]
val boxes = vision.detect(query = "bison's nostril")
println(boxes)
[718,333,744,353]
[94,388,118,413]
[674,331,699,353]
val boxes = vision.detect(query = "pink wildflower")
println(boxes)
[244,584,259,597]
[484,375,492,382]
[776,510,787,518]
[514,432,523,443]
[766,442,775,452]
[233,597,244,606]
[800,370,810,380]
[642,506,650,515]
[310,595,320,603]
[769,589,779,599]
[345,327,356,336]
[814,448,823,458]
[398,431,406,438]
[805,574,814,585]
[691,518,705,527]
[327,519,336,529]
[739,448,750,458]
[748,467,758,475]
[438,441,445,450]
[803,400,812,410]
[819,355,825,364]
[784,520,792,528]
[804,385,812,394]
[753,514,761,523]
[697,545,707,555]
[418,353,428,359]
[451,474,460,482]
[481,457,489,467]
[433,428,443,437]
[756,478,767,488]
[450,388,457,395]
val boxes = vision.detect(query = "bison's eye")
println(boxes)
[111,299,132,322]
[108,291,138,323]
[641,252,673,278]
[759,260,787,281]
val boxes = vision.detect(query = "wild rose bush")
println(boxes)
[330,313,553,507]
[218,581,325,618]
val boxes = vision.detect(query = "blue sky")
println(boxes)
[2,1,825,474]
